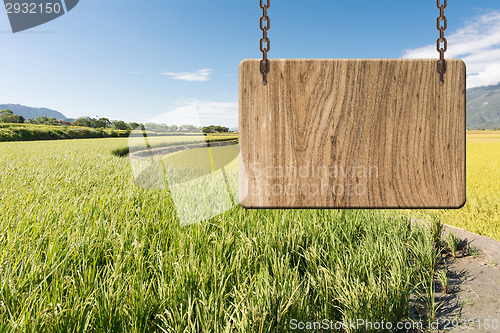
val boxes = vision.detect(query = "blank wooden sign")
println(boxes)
[239,59,466,208]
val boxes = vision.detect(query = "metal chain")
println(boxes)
[437,0,447,85]
[260,0,270,85]
[257,1,447,86]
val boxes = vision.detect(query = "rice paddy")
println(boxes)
[0,136,440,332]
[403,130,500,241]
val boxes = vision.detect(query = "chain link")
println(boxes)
[257,1,447,85]
[437,0,447,85]
[260,0,270,85]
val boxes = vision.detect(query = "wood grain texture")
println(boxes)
[239,59,466,208]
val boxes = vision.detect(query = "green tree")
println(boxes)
[179,124,198,132]
[202,125,229,133]
[0,110,25,124]
[112,121,129,130]
[129,122,141,130]
[35,116,49,124]
[47,117,59,125]
[143,123,170,132]
[202,126,215,134]
[93,118,110,128]
[73,118,92,127]
[0,109,13,117]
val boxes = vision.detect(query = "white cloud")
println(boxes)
[149,100,238,128]
[402,11,500,88]
[161,69,212,82]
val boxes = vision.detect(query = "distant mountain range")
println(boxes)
[0,104,67,121]
[467,83,500,130]
[2,85,500,129]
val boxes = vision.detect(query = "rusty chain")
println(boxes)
[260,0,270,85]
[258,1,448,85]
[437,0,447,85]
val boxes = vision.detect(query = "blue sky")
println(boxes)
[1,0,500,127]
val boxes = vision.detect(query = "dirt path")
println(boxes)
[129,140,238,159]
[434,224,500,332]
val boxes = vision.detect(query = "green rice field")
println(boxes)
[0,136,440,332]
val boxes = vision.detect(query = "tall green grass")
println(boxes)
[0,138,437,332]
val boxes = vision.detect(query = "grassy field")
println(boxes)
[0,137,439,332]
[114,132,238,157]
[130,132,237,149]
[0,123,240,143]
[402,130,500,241]
[0,123,131,142]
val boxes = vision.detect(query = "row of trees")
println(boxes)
[0,109,232,133]
[143,123,200,132]
[202,125,229,133]
[141,123,230,133]
[71,117,140,131]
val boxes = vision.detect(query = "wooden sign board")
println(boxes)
[239,59,466,208]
